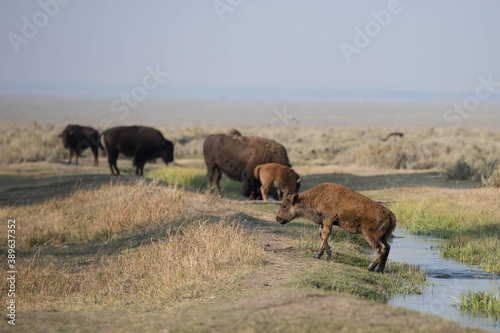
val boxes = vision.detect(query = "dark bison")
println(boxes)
[101,126,174,176]
[276,183,396,273]
[59,124,103,166]
[203,133,291,199]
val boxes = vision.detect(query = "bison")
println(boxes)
[59,124,103,166]
[253,163,301,201]
[226,129,242,138]
[101,126,174,176]
[276,183,396,273]
[203,133,291,199]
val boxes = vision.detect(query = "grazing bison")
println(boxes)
[276,183,396,273]
[253,163,301,201]
[203,133,291,199]
[59,124,103,166]
[101,126,174,176]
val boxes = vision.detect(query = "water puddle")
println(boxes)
[388,228,500,332]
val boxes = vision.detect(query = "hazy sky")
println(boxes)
[1,0,500,97]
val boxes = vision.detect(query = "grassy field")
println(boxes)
[2,123,500,186]
[1,121,499,331]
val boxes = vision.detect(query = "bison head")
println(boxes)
[161,139,175,164]
[59,127,73,148]
[276,193,300,225]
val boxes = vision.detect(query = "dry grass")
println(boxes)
[0,122,67,164]
[2,123,499,185]
[0,219,264,311]
[0,179,186,248]
[0,180,265,311]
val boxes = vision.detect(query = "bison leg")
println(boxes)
[132,155,146,176]
[314,220,332,260]
[206,165,222,196]
[241,177,253,198]
[206,166,214,191]
[244,177,262,200]
[68,149,74,164]
[260,181,270,201]
[364,232,390,274]
[375,238,391,273]
[135,161,146,176]
[91,145,99,167]
[107,148,120,176]
[213,167,222,197]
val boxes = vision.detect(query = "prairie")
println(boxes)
[1,102,499,331]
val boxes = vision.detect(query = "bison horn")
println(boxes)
[296,176,301,183]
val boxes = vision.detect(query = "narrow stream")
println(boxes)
[388,228,500,332]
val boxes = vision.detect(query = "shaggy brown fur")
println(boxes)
[254,163,301,201]
[276,183,396,273]
[203,133,291,199]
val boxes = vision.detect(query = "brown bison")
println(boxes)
[59,124,103,166]
[276,183,396,273]
[253,163,301,201]
[101,126,174,176]
[203,133,291,199]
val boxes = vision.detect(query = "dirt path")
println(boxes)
[1,163,487,332]
[9,214,484,333]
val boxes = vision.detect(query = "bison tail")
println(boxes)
[387,212,397,238]
[98,133,106,151]
[253,165,262,180]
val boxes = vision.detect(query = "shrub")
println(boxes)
[445,159,475,181]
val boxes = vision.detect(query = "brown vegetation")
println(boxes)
[380,132,404,142]
[2,124,500,187]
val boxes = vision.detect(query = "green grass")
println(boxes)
[454,286,500,320]
[243,204,427,301]
[283,224,427,301]
[288,259,426,302]
[390,197,500,273]
[147,166,242,197]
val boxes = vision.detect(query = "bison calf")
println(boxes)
[59,124,103,166]
[254,163,301,201]
[276,183,396,273]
